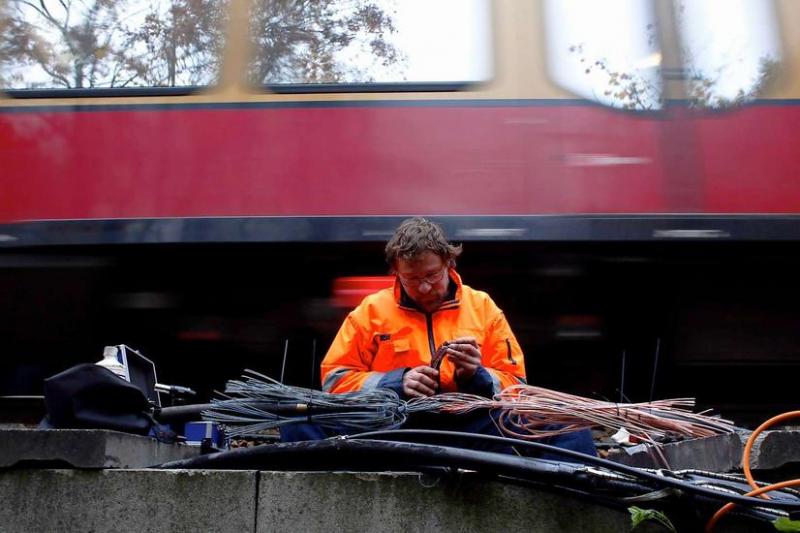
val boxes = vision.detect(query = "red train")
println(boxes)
[2,0,800,243]
[1,0,799,419]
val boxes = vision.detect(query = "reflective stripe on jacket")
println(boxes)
[321,269,526,396]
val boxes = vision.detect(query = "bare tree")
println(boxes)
[570,15,780,111]
[0,0,229,89]
[569,42,663,111]
[122,0,226,87]
[674,1,781,109]
[684,57,780,109]
[0,0,130,89]
[1,0,402,90]
[248,0,402,85]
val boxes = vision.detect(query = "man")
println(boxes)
[321,217,526,399]
[286,217,595,458]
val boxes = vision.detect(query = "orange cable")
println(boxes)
[705,410,800,532]
[743,411,800,495]
[705,479,800,532]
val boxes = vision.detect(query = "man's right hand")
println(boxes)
[402,366,439,398]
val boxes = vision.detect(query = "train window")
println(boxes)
[248,0,492,92]
[0,0,228,96]
[676,0,781,109]
[544,0,664,110]
[544,0,782,111]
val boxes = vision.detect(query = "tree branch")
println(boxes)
[117,71,139,88]
[35,59,71,88]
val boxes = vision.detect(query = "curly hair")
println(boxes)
[384,217,463,269]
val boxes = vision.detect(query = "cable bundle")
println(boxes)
[409,384,736,443]
[202,370,407,437]
[204,371,735,444]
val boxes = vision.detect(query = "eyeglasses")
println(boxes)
[398,267,447,287]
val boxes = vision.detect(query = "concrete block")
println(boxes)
[0,469,257,533]
[0,429,199,468]
[746,430,800,470]
[605,430,800,472]
[605,432,744,471]
[256,471,661,533]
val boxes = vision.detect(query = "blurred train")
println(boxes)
[1,0,799,423]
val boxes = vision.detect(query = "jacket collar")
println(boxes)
[394,267,462,312]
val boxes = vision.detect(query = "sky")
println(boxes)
[544,0,781,109]
[384,0,492,83]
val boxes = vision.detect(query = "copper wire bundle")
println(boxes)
[408,384,737,443]
[206,371,736,445]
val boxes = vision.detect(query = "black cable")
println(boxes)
[158,437,673,507]
[155,403,213,422]
[155,434,800,513]
[349,428,660,473]
[159,438,689,514]
[158,438,586,483]
[344,429,800,512]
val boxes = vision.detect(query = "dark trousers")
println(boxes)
[280,411,596,462]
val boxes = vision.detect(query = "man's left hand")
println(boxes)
[446,337,482,381]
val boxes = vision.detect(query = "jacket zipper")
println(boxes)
[506,338,516,365]
[425,313,436,359]
[426,312,441,390]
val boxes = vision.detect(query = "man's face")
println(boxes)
[395,250,450,313]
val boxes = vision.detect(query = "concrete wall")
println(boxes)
[257,471,648,533]
[0,429,199,469]
[0,470,256,533]
[0,469,670,533]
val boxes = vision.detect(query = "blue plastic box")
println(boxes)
[184,421,222,447]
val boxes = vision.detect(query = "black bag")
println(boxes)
[44,363,154,435]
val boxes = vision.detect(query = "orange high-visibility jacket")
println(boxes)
[321,269,526,396]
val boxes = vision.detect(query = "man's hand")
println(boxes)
[402,366,439,398]
[446,337,483,382]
